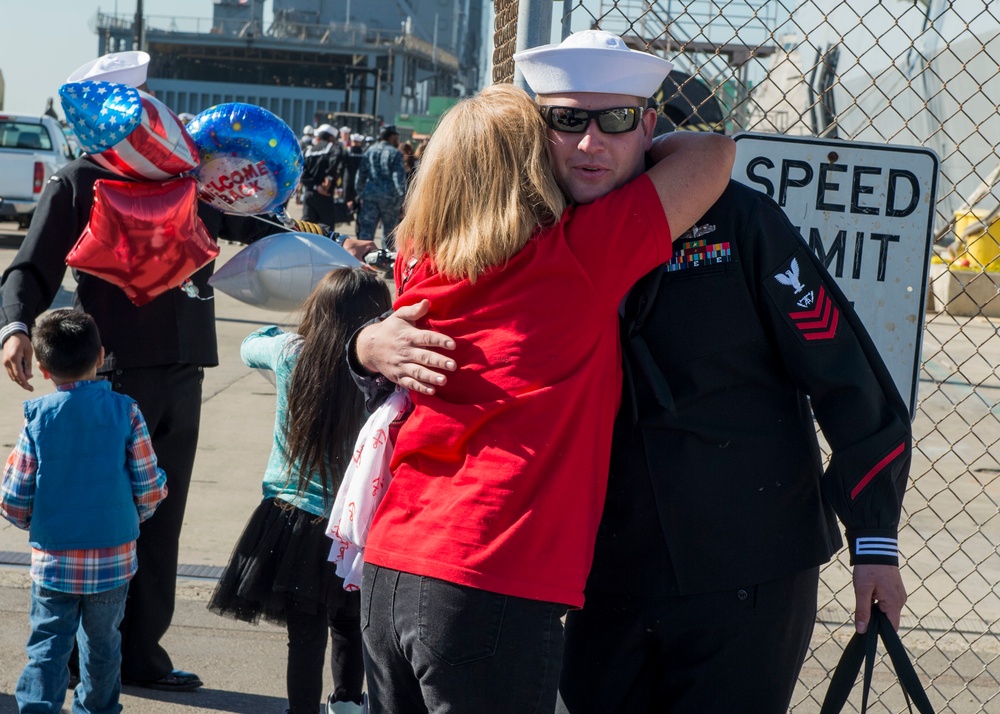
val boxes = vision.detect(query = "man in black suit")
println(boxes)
[1,51,312,693]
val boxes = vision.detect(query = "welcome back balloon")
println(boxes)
[59,82,199,181]
[186,103,304,215]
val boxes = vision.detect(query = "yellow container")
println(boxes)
[955,209,1000,270]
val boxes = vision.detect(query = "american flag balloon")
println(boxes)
[59,81,142,153]
[59,81,199,181]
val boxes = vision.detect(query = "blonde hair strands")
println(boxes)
[396,83,566,282]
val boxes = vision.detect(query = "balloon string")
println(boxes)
[248,210,297,232]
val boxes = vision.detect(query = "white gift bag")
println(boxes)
[327,387,411,590]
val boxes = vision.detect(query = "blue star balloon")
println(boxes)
[186,103,304,216]
[58,81,142,155]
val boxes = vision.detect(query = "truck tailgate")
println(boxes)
[0,154,38,200]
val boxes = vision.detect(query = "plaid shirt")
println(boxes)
[0,380,168,594]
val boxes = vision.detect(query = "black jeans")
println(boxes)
[286,590,364,713]
[361,564,567,714]
[557,566,820,714]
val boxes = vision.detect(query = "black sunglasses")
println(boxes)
[539,105,645,134]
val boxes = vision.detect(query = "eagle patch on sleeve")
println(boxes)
[764,249,841,344]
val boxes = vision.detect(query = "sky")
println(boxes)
[0,0,261,116]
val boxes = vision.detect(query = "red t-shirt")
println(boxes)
[364,174,671,607]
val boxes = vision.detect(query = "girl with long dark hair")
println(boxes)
[209,268,392,714]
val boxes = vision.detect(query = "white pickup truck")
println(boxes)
[0,113,76,229]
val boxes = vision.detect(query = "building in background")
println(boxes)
[94,0,485,135]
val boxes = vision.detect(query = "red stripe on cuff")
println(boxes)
[851,442,905,500]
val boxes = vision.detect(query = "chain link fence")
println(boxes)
[494,0,999,711]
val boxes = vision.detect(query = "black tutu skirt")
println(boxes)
[209,497,351,625]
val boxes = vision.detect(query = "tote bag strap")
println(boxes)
[820,609,935,714]
[879,611,935,714]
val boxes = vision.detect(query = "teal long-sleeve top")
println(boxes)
[241,326,331,518]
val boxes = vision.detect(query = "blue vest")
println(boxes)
[25,381,141,550]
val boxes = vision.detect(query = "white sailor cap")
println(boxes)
[67,51,150,87]
[316,124,337,138]
[513,30,672,98]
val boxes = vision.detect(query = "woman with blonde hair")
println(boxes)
[359,83,734,712]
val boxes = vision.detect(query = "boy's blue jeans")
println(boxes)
[16,581,129,714]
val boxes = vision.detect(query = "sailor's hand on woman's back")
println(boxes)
[355,299,457,395]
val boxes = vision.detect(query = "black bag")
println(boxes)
[820,609,935,714]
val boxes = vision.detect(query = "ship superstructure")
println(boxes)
[95,0,484,134]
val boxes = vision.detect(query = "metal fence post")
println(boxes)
[513,0,553,93]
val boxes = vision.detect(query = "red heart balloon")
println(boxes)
[67,177,219,306]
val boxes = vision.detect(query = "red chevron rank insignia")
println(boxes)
[765,249,843,345]
[788,286,840,340]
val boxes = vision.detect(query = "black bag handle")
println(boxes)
[820,609,935,714]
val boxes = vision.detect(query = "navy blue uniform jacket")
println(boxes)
[588,180,912,597]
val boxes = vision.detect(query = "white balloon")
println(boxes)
[209,231,362,311]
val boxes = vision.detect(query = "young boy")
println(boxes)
[0,308,168,714]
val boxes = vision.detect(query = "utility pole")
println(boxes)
[133,0,144,50]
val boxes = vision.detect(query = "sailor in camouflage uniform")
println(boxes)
[355,125,407,250]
